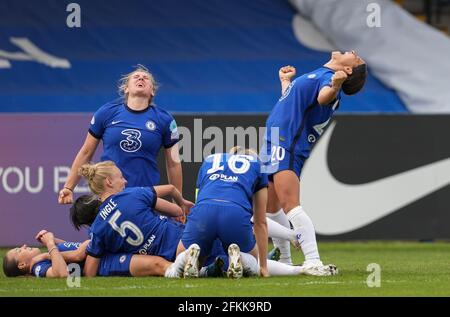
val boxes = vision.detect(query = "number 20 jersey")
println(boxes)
[264,67,340,160]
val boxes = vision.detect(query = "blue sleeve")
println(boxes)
[88,105,110,139]
[162,113,180,148]
[32,260,52,278]
[86,232,105,258]
[141,187,157,209]
[254,163,269,193]
[318,72,334,91]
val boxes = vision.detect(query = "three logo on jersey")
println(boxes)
[111,119,178,153]
[115,121,155,153]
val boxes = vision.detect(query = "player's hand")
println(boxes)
[35,230,49,243]
[36,230,55,246]
[173,215,186,224]
[58,187,74,204]
[182,199,194,215]
[332,71,348,89]
[279,66,296,82]
[259,266,269,278]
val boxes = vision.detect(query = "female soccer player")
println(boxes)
[263,51,367,273]
[2,230,187,278]
[176,147,270,278]
[73,160,198,277]
[58,65,183,214]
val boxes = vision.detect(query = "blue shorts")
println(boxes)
[181,201,255,258]
[261,141,304,180]
[98,253,132,277]
[147,220,184,262]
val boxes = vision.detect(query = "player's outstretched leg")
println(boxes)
[183,243,201,278]
[299,263,339,276]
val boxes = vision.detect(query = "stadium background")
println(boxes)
[1,0,450,247]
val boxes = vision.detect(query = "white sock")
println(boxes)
[267,259,302,276]
[286,206,320,262]
[266,217,297,241]
[164,249,187,278]
[240,252,259,276]
[266,209,292,264]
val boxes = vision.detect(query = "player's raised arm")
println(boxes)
[36,231,69,278]
[279,65,296,95]
[317,70,347,105]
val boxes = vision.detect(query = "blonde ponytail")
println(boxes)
[78,161,116,195]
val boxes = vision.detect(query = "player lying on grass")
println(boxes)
[2,230,190,278]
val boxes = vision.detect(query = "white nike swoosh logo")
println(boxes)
[302,122,450,235]
[111,121,122,125]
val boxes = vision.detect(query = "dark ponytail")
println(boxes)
[342,64,367,95]
[70,195,101,230]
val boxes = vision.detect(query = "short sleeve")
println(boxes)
[141,187,157,209]
[32,261,52,278]
[88,106,109,139]
[162,115,180,148]
[86,232,105,258]
[254,163,269,193]
[318,72,334,91]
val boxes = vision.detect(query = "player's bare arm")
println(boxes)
[279,65,296,95]
[317,70,347,105]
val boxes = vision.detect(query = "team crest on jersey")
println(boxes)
[146,120,156,131]
[308,74,317,79]
[119,255,127,263]
[34,265,41,277]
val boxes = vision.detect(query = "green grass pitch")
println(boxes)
[1,241,449,297]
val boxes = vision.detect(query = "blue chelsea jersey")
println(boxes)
[265,67,340,159]
[89,101,180,187]
[196,153,268,213]
[86,187,176,258]
[31,242,81,278]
